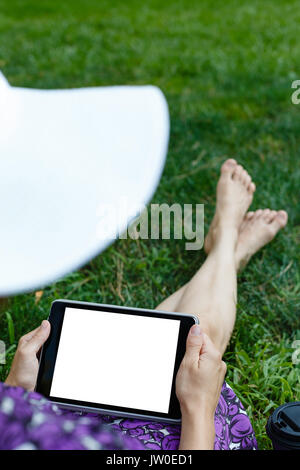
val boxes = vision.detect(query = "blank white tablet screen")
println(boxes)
[50,307,180,413]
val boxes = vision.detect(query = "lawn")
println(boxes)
[0,0,299,449]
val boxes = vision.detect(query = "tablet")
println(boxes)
[36,299,198,423]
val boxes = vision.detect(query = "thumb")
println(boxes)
[184,324,204,363]
[27,320,51,353]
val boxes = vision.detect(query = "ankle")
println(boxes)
[212,224,238,247]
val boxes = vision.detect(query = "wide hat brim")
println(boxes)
[0,72,169,296]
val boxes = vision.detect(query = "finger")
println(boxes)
[19,326,41,344]
[26,320,51,353]
[200,332,222,360]
[184,325,204,363]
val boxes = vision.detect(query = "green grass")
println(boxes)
[0,0,299,450]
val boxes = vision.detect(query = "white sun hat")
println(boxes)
[0,72,169,296]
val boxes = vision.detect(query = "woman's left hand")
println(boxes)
[5,320,51,391]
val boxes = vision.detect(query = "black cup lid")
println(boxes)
[267,402,300,444]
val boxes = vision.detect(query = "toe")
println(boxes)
[244,172,251,187]
[232,164,243,181]
[276,210,288,228]
[241,169,249,186]
[249,182,256,193]
[262,209,272,222]
[251,209,264,222]
[254,209,263,219]
[246,211,255,219]
[268,210,288,235]
[221,159,237,176]
[269,210,277,223]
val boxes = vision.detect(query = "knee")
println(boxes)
[197,318,228,356]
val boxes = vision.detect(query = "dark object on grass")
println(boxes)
[266,402,300,450]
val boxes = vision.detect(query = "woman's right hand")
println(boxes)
[176,324,226,449]
[5,320,51,392]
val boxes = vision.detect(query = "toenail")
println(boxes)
[278,211,287,221]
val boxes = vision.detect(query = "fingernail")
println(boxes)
[190,325,201,336]
[41,320,48,329]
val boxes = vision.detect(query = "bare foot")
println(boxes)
[204,159,256,253]
[235,209,288,270]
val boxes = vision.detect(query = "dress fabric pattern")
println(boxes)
[94,382,257,450]
[0,382,257,450]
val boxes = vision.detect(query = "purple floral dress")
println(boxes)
[0,381,257,450]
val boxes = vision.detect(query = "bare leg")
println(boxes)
[156,228,239,353]
[157,210,287,313]
[157,210,288,316]
[156,160,287,355]
[157,159,254,354]
[156,284,187,312]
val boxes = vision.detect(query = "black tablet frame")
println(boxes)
[36,299,198,423]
